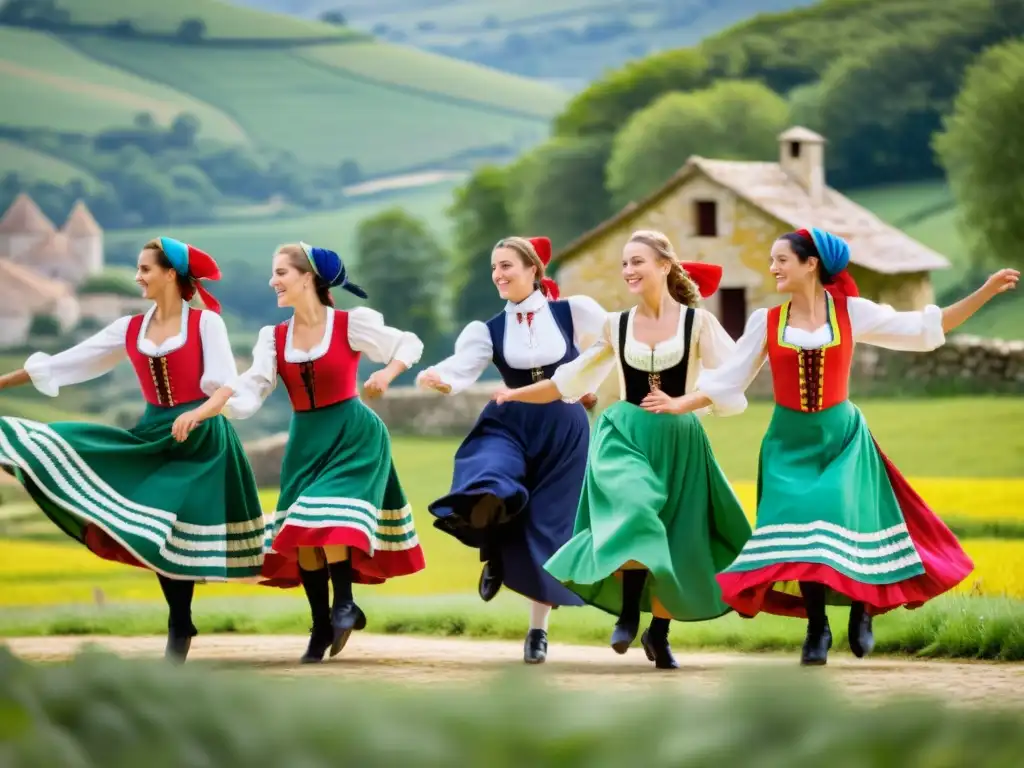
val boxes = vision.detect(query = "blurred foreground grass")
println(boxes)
[3,645,1024,768]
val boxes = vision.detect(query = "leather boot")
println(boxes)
[641,618,679,670]
[611,570,647,654]
[158,574,197,664]
[847,601,875,658]
[523,629,548,664]
[299,566,333,664]
[328,559,365,656]
[799,581,832,666]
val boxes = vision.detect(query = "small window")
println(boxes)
[790,141,801,158]
[694,200,717,237]
[719,288,747,340]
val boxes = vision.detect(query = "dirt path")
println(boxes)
[6,634,1023,706]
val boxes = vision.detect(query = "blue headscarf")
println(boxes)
[299,241,367,299]
[795,227,859,299]
[159,237,190,276]
[805,228,850,276]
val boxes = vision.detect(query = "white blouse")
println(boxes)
[224,306,424,420]
[417,291,608,395]
[23,300,236,398]
[696,296,946,417]
[550,306,737,406]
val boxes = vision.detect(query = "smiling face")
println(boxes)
[491,245,536,302]
[621,240,669,297]
[769,238,819,294]
[269,250,310,308]
[135,247,178,300]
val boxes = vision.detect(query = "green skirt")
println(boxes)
[0,403,266,580]
[543,400,752,621]
[259,397,425,587]
[715,401,973,617]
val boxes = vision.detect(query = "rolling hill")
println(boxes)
[0,0,568,188]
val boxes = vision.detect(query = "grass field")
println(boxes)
[0,28,247,140]
[61,35,553,173]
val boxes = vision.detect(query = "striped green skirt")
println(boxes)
[0,403,266,580]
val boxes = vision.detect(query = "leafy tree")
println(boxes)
[355,209,446,358]
[606,80,788,208]
[506,135,613,249]
[935,38,1024,269]
[446,166,512,327]
[554,47,710,138]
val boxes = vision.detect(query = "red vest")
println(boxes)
[274,310,361,412]
[767,294,854,413]
[125,308,207,407]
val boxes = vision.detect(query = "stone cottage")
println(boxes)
[552,126,951,342]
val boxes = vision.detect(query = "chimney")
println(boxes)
[778,126,826,205]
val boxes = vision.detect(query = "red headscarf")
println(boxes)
[679,261,723,298]
[158,237,222,313]
[529,236,560,300]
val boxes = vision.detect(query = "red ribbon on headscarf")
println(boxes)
[181,244,223,314]
[679,261,723,298]
[793,229,859,299]
[529,236,561,300]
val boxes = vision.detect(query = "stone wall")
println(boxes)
[242,337,1023,485]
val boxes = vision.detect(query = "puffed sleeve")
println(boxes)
[347,307,424,367]
[23,316,130,397]
[550,314,617,401]
[847,297,945,351]
[198,311,239,395]
[567,294,608,351]
[418,321,493,395]
[695,308,737,370]
[222,326,276,421]
[694,308,768,417]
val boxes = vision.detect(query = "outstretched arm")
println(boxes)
[941,269,1018,332]
[850,268,1019,351]
[416,321,492,396]
[0,369,30,391]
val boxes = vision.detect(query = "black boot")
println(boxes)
[611,570,647,654]
[800,581,832,666]
[476,501,505,602]
[328,559,366,656]
[157,574,197,664]
[523,629,548,664]
[641,618,679,670]
[299,565,334,664]
[847,601,875,658]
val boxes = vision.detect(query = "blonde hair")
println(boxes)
[627,230,700,307]
[493,236,552,297]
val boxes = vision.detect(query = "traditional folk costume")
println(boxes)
[0,238,264,661]
[421,237,606,664]
[225,242,425,663]
[540,262,752,669]
[697,228,974,665]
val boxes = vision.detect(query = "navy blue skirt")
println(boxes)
[428,399,590,606]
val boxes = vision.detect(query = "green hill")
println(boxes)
[0,0,568,199]
[0,139,100,189]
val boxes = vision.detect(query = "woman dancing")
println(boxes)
[181,242,426,664]
[416,236,606,664]
[494,230,752,670]
[0,237,264,663]
[665,227,1018,665]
